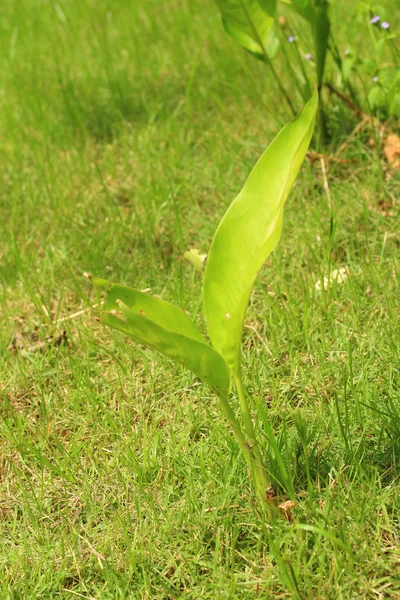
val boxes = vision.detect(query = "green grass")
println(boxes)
[1,0,400,597]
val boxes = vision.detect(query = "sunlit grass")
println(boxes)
[1,0,399,598]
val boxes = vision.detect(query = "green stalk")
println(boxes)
[234,374,258,442]
[328,39,359,108]
[309,0,329,146]
[316,91,328,150]
[233,375,270,502]
[237,0,297,117]
[217,392,251,459]
[389,38,400,62]
[217,391,269,503]
[284,18,312,99]
[366,108,386,198]
[278,33,309,103]
[264,54,297,117]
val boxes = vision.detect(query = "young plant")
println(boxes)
[91,90,318,509]
[213,0,328,127]
[287,0,330,92]
[214,1,400,146]
[214,0,296,115]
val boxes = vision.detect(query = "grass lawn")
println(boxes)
[1,0,399,597]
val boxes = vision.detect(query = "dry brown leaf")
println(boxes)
[9,329,68,356]
[278,500,296,522]
[266,486,278,500]
[384,134,400,169]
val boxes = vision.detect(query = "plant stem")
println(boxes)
[366,107,386,199]
[217,392,250,456]
[266,56,297,117]
[233,375,270,502]
[278,32,309,103]
[284,17,312,99]
[217,392,268,502]
[237,0,296,117]
[389,38,400,62]
[328,39,359,108]
[316,89,328,149]
[324,82,363,117]
[234,375,257,442]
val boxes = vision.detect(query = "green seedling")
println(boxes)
[213,0,328,137]
[213,0,400,149]
[92,89,318,510]
[214,0,296,115]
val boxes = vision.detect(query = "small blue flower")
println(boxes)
[381,21,390,29]
[288,35,296,43]
[305,53,312,61]
[369,15,380,24]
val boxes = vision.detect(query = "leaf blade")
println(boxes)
[102,301,231,396]
[215,0,277,57]
[203,90,318,375]
[289,0,330,86]
[102,283,206,344]
[312,1,330,87]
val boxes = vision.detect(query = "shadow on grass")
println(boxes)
[58,73,189,142]
[262,399,400,496]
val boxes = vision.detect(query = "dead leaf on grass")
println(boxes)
[266,486,278,500]
[363,190,394,216]
[9,328,68,356]
[315,267,348,292]
[278,500,296,522]
[377,198,394,217]
[384,133,400,170]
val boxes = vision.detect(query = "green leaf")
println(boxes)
[368,85,386,111]
[376,38,386,61]
[203,89,318,376]
[341,57,354,83]
[90,275,113,290]
[184,248,207,272]
[103,283,206,343]
[289,0,330,87]
[290,0,313,20]
[360,58,378,76]
[100,284,231,396]
[215,0,277,59]
[312,1,330,86]
[389,93,400,117]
